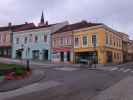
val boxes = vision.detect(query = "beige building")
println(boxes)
[127,40,133,61]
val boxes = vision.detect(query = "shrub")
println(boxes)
[15,67,25,76]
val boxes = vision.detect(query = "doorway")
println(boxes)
[67,51,70,61]
[60,52,64,62]
[16,50,22,59]
[107,51,113,63]
[43,50,48,60]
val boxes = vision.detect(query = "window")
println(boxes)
[16,38,19,44]
[44,35,47,42]
[60,37,63,45]
[105,33,109,45]
[114,52,116,59]
[24,37,28,44]
[110,35,112,45]
[29,34,32,42]
[92,34,97,47]
[3,34,6,42]
[82,36,88,46]
[74,37,79,47]
[35,36,38,43]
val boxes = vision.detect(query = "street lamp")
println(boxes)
[21,45,30,71]
[26,47,30,71]
[93,45,97,69]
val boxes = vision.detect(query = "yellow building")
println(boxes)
[73,21,123,64]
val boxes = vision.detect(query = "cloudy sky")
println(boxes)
[0,0,133,39]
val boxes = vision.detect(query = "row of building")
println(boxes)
[0,13,133,64]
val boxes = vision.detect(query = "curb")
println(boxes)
[0,76,4,83]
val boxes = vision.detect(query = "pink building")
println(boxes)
[0,22,35,58]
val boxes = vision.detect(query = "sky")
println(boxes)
[0,0,133,39]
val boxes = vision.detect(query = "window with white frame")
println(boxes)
[92,34,97,47]
[60,37,63,46]
[24,37,28,44]
[74,36,80,47]
[29,34,32,42]
[44,35,47,42]
[35,36,38,43]
[16,37,19,44]
[82,35,88,47]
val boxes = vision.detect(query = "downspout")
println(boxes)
[72,30,75,64]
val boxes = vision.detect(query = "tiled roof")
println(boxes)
[12,23,35,32]
[14,23,56,32]
[0,23,35,32]
[53,21,102,34]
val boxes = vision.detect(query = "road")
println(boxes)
[5,63,133,100]
[0,58,133,100]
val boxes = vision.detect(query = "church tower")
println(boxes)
[38,11,48,26]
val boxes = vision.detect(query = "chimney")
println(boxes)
[46,21,48,25]
[8,22,12,27]
[25,22,28,24]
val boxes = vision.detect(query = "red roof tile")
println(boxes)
[0,23,35,32]
[53,21,102,34]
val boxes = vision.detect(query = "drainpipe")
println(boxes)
[50,33,52,64]
[72,30,75,64]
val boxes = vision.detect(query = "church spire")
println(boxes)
[40,11,44,24]
[38,11,48,26]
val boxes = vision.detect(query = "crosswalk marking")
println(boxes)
[118,68,124,71]
[123,69,131,72]
[110,67,118,71]
[105,67,133,73]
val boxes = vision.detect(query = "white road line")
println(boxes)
[0,80,61,100]
[118,68,124,71]
[123,69,131,73]
[110,67,118,71]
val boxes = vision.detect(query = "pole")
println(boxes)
[26,47,30,71]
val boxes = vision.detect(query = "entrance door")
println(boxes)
[16,50,22,59]
[43,50,48,60]
[32,50,39,60]
[67,51,70,61]
[60,52,64,62]
[107,51,113,63]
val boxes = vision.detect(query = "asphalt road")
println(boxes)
[6,66,129,100]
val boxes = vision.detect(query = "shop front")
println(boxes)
[52,48,73,63]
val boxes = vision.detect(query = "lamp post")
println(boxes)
[26,47,30,71]
[93,45,97,69]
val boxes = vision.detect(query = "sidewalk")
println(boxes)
[0,70,45,92]
[1,57,132,70]
[91,76,133,100]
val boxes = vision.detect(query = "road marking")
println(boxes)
[0,80,61,100]
[110,67,118,71]
[123,69,131,72]
[54,67,79,71]
[118,68,124,71]
[131,71,133,73]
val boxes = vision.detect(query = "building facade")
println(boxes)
[52,21,123,64]
[0,23,35,58]
[127,40,133,61]
[74,23,123,64]
[12,21,68,61]
[117,32,129,63]
[52,30,74,63]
